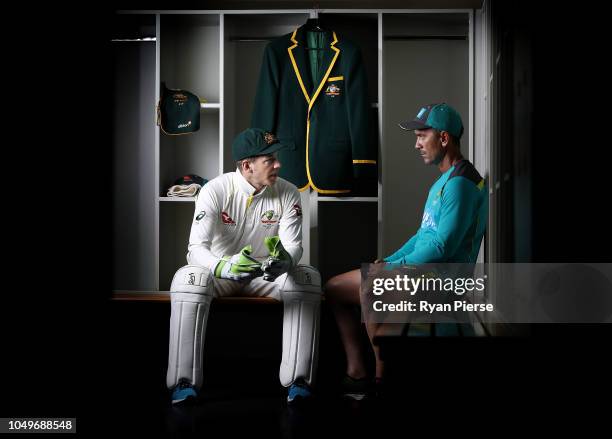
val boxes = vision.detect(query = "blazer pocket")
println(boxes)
[327,76,344,82]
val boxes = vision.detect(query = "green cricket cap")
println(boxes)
[399,103,464,139]
[232,128,290,162]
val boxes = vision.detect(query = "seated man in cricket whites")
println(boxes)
[166,128,322,405]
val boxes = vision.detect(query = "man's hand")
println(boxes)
[262,236,292,281]
[367,259,386,277]
[214,245,263,282]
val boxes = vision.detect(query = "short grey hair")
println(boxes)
[236,157,256,171]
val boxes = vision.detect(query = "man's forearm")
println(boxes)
[187,245,222,272]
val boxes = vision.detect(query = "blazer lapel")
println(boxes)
[308,31,340,112]
[287,28,313,105]
[288,26,341,109]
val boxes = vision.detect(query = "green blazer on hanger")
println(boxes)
[251,24,377,194]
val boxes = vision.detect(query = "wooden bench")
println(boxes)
[111,291,281,305]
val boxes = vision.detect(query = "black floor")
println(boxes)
[92,300,444,435]
[100,384,418,437]
[47,300,612,436]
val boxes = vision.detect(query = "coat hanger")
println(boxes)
[305,3,327,32]
[304,4,327,50]
[304,18,325,32]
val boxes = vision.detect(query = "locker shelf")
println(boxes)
[159,197,196,202]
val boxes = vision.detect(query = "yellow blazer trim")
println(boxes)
[305,33,350,194]
[288,30,311,105]
[353,160,377,164]
[327,76,344,81]
[477,179,485,190]
[308,32,340,114]
[288,30,350,194]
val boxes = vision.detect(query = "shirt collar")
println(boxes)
[234,169,268,197]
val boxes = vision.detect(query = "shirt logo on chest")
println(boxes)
[221,211,236,225]
[261,210,279,225]
[421,209,437,231]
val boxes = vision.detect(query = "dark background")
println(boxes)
[2,0,610,432]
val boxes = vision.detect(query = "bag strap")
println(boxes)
[156,82,168,127]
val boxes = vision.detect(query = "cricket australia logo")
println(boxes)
[325,83,341,97]
[173,93,188,105]
[260,210,278,225]
[264,132,278,145]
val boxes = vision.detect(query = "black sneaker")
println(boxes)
[341,374,370,401]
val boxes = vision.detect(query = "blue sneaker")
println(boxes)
[287,379,313,403]
[171,379,198,405]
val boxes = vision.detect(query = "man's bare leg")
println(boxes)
[325,269,384,380]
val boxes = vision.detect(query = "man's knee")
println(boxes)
[324,269,363,305]
[324,274,342,296]
[170,265,214,298]
[278,264,322,301]
[324,270,356,298]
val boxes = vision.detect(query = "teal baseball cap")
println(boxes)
[232,128,290,161]
[399,103,464,139]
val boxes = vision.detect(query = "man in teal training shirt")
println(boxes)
[324,103,488,400]
[385,104,487,264]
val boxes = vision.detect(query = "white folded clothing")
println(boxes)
[167,184,202,197]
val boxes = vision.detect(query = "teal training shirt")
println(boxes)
[384,160,488,264]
